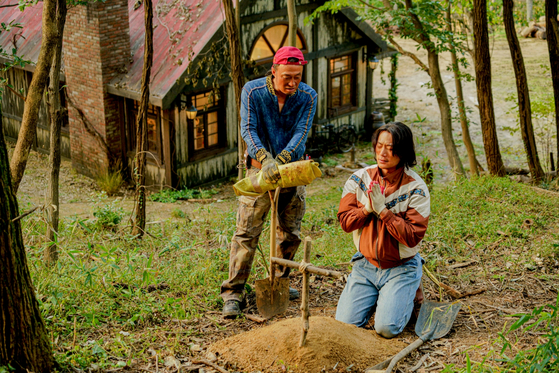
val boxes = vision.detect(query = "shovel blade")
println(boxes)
[415,300,461,341]
[255,277,289,319]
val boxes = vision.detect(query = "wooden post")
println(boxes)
[299,236,311,347]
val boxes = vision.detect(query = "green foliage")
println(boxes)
[92,194,124,231]
[149,187,218,203]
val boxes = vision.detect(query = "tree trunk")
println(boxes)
[287,0,297,47]
[447,0,479,176]
[131,0,154,238]
[427,49,465,177]
[472,0,506,176]
[45,0,67,266]
[503,0,544,181]
[402,0,464,177]
[527,0,534,22]
[9,0,58,193]
[546,0,559,171]
[0,117,55,372]
[222,0,245,181]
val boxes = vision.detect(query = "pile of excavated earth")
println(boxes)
[210,316,406,372]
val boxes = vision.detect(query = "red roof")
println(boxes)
[0,3,49,73]
[0,0,225,107]
[113,0,225,106]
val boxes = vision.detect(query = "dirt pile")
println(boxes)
[209,316,406,372]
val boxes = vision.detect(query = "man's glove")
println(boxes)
[365,182,386,215]
[259,150,280,184]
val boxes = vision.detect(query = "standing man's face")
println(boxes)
[272,64,304,96]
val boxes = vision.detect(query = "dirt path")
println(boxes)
[374,35,553,181]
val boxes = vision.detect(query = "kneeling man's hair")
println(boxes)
[372,121,417,169]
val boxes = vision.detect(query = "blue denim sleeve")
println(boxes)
[280,90,317,161]
[240,86,265,159]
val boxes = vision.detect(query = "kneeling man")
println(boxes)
[335,122,430,338]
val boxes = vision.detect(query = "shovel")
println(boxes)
[255,187,289,319]
[366,300,461,373]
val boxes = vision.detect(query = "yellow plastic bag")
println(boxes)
[233,160,322,197]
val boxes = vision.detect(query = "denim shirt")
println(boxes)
[240,76,317,163]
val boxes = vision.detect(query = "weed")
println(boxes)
[95,168,124,196]
[171,208,186,219]
[150,187,218,203]
[92,194,124,231]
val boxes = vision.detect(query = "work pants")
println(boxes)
[220,171,306,303]
[335,252,423,338]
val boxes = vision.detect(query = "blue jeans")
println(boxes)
[335,252,423,338]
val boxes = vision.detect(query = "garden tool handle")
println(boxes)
[269,187,281,285]
[383,338,425,373]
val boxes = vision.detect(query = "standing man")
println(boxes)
[221,46,317,318]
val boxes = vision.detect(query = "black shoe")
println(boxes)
[289,287,300,300]
[222,300,242,319]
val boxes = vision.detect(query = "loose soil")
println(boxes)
[209,316,406,372]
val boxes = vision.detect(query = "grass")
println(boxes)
[16,175,559,371]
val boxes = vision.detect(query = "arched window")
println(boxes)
[249,22,308,64]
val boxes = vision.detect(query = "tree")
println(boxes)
[287,0,297,47]
[545,0,559,171]
[527,0,534,22]
[1,118,55,371]
[45,0,68,265]
[472,0,505,176]
[446,0,480,176]
[9,0,58,193]
[312,0,466,177]
[503,0,544,181]
[132,0,154,238]
[221,0,245,180]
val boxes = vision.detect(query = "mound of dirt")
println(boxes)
[210,316,407,372]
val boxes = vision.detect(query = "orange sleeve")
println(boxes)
[337,193,373,233]
[379,208,429,248]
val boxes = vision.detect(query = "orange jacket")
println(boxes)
[337,165,430,269]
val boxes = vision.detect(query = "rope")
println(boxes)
[299,260,311,273]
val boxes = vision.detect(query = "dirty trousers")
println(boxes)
[220,182,306,302]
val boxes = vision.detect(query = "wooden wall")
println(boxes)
[240,0,370,134]
[1,68,71,159]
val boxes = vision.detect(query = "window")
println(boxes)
[250,22,307,64]
[328,54,357,116]
[181,88,226,161]
[125,100,161,161]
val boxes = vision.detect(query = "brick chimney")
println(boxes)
[63,0,131,177]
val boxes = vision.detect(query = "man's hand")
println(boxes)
[261,151,281,184]
[365,182,386,215]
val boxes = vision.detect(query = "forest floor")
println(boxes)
[8,33,559,373]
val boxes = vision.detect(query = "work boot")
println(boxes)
[289,287,300,300]
[222,300,242,319]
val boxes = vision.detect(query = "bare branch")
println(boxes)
[5,84,26,101]
[387,36,430,75]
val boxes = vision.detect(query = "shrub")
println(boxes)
[92,199,124,231]
[95,169,124,196]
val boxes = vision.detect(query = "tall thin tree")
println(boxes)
[503,0,544,181]
[222,0,245,180]
[132,0,154,238]
[287,0,297,47]
[1,117,55,371]
[447,0,480,176]
[545,0,559,170]
[45,0,68,265]
[472,0,505,176]
[9,0,58,193]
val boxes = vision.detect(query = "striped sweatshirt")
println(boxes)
[337,165,430,269]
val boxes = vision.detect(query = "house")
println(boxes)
[0,0,394,188]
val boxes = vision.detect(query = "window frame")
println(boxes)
[181,88,227,162]
[125,99,163,163]
[327,52,358,118]
[248,21,308,65]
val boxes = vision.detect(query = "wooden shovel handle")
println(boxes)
[384,338,425,373]
[269,187,281,283]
